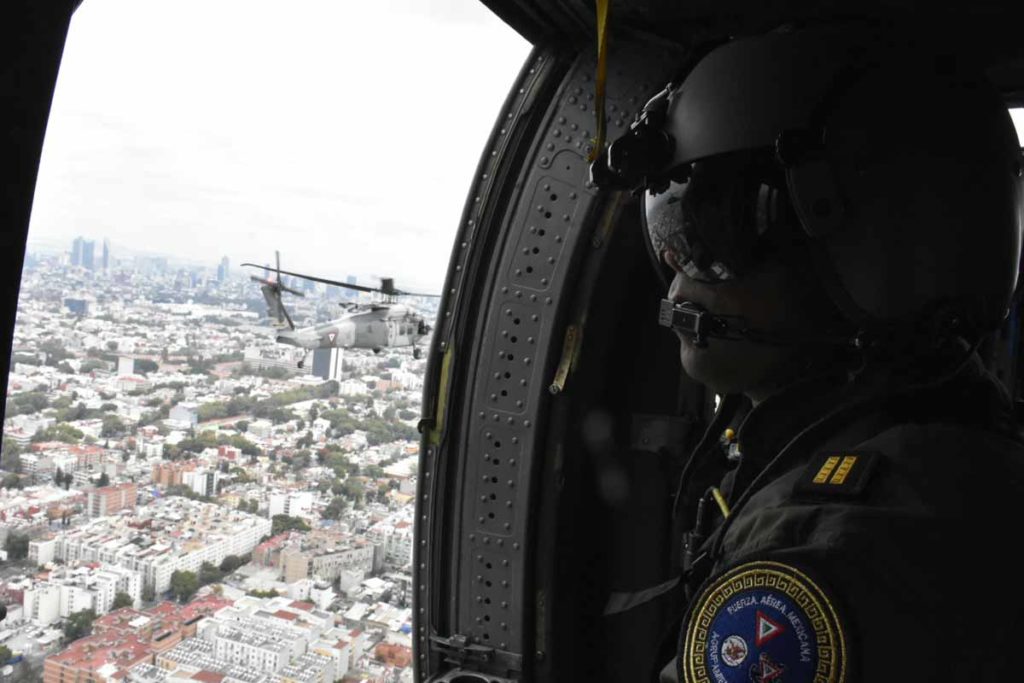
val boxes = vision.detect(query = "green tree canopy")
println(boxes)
[100,414,126,437]
[219,554,249,573]
[134,359,159,375]
[170,570,199,602]
[112,592,134,610]
[4,533,29,559]
[271,514,311,536]
[1,439,23,473]
[32,423,84,444]
[63,609,97,642]
[198,561,223,587]
[321,496,348,520]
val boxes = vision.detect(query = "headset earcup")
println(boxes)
[786,160,845,238]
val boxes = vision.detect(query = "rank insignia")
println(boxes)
[680,560,848,683]
[794,451,880,498]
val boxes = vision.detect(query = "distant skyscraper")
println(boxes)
[217,256,230,283]
[311,348,344,382]
[71,237,84,266]
[81,240,96,270]
[345,275,357,300]
[102,239,110,271]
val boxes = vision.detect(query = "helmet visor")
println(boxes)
[642,152,782,283]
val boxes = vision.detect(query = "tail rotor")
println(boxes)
[249,251,304,329]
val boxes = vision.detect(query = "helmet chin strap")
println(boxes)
[658,299,857,348]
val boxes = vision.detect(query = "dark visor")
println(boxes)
[642,152,788,283]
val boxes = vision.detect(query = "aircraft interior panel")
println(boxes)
[417,39,693,683]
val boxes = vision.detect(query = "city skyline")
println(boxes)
[26,0,531,293]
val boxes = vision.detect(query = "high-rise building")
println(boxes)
[311,348,344,382]
[87,483,138,518]
[71,237,84,266]
[102,239,110,271]
[81,239,96,270]
[217,255,229,282]
[346,275,357,299]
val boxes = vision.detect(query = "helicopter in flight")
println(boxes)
[242,252,437,367]
[7,3,1024,683]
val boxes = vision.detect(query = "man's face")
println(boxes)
[664,249,824,402]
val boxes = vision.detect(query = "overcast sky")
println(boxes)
[27,0,531,292]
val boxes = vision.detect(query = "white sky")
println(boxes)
[28,0,532,292]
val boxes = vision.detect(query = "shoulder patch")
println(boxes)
[794,451,880,498]
[681,560,848,683]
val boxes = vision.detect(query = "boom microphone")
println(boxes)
[658,299,855,348]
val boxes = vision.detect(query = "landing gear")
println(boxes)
[297,351,310,368]
[413,347,421,360]
[372,347,382,355]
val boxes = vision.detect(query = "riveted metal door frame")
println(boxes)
[416,39,682,682]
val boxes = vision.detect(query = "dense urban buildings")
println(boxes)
[1,243,429,681]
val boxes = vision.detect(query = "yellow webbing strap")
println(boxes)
[588,0,610,163]
[549,323,581,394]
[427,346,453,446]
[711,487,731,519]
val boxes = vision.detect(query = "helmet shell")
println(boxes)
[660,26,1024,335]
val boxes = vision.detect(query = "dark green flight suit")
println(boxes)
[664,353,1024,682]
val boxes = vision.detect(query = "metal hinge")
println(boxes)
[430,634,495,665]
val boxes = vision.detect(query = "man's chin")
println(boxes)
[679,338,746,395]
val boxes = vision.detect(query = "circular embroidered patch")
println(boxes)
[681,560,847,683]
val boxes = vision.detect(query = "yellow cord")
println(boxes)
[711,487,731,518]
[588,0,610,163]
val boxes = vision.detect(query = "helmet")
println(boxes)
[597,25,1024,340]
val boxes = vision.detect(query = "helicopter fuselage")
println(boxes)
[276,303,426,352]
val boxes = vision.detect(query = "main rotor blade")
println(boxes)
[240,263,440,297]
[281,301,295,330]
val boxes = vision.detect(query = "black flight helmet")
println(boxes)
[596,26,1024,343]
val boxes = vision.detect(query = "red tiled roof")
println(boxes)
[191,672,225,683]
[273,609,298,621]
[290,600,315,611]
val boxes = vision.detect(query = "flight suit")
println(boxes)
[663,353,1024,682]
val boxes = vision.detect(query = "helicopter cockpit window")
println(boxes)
[3,1,527,675]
